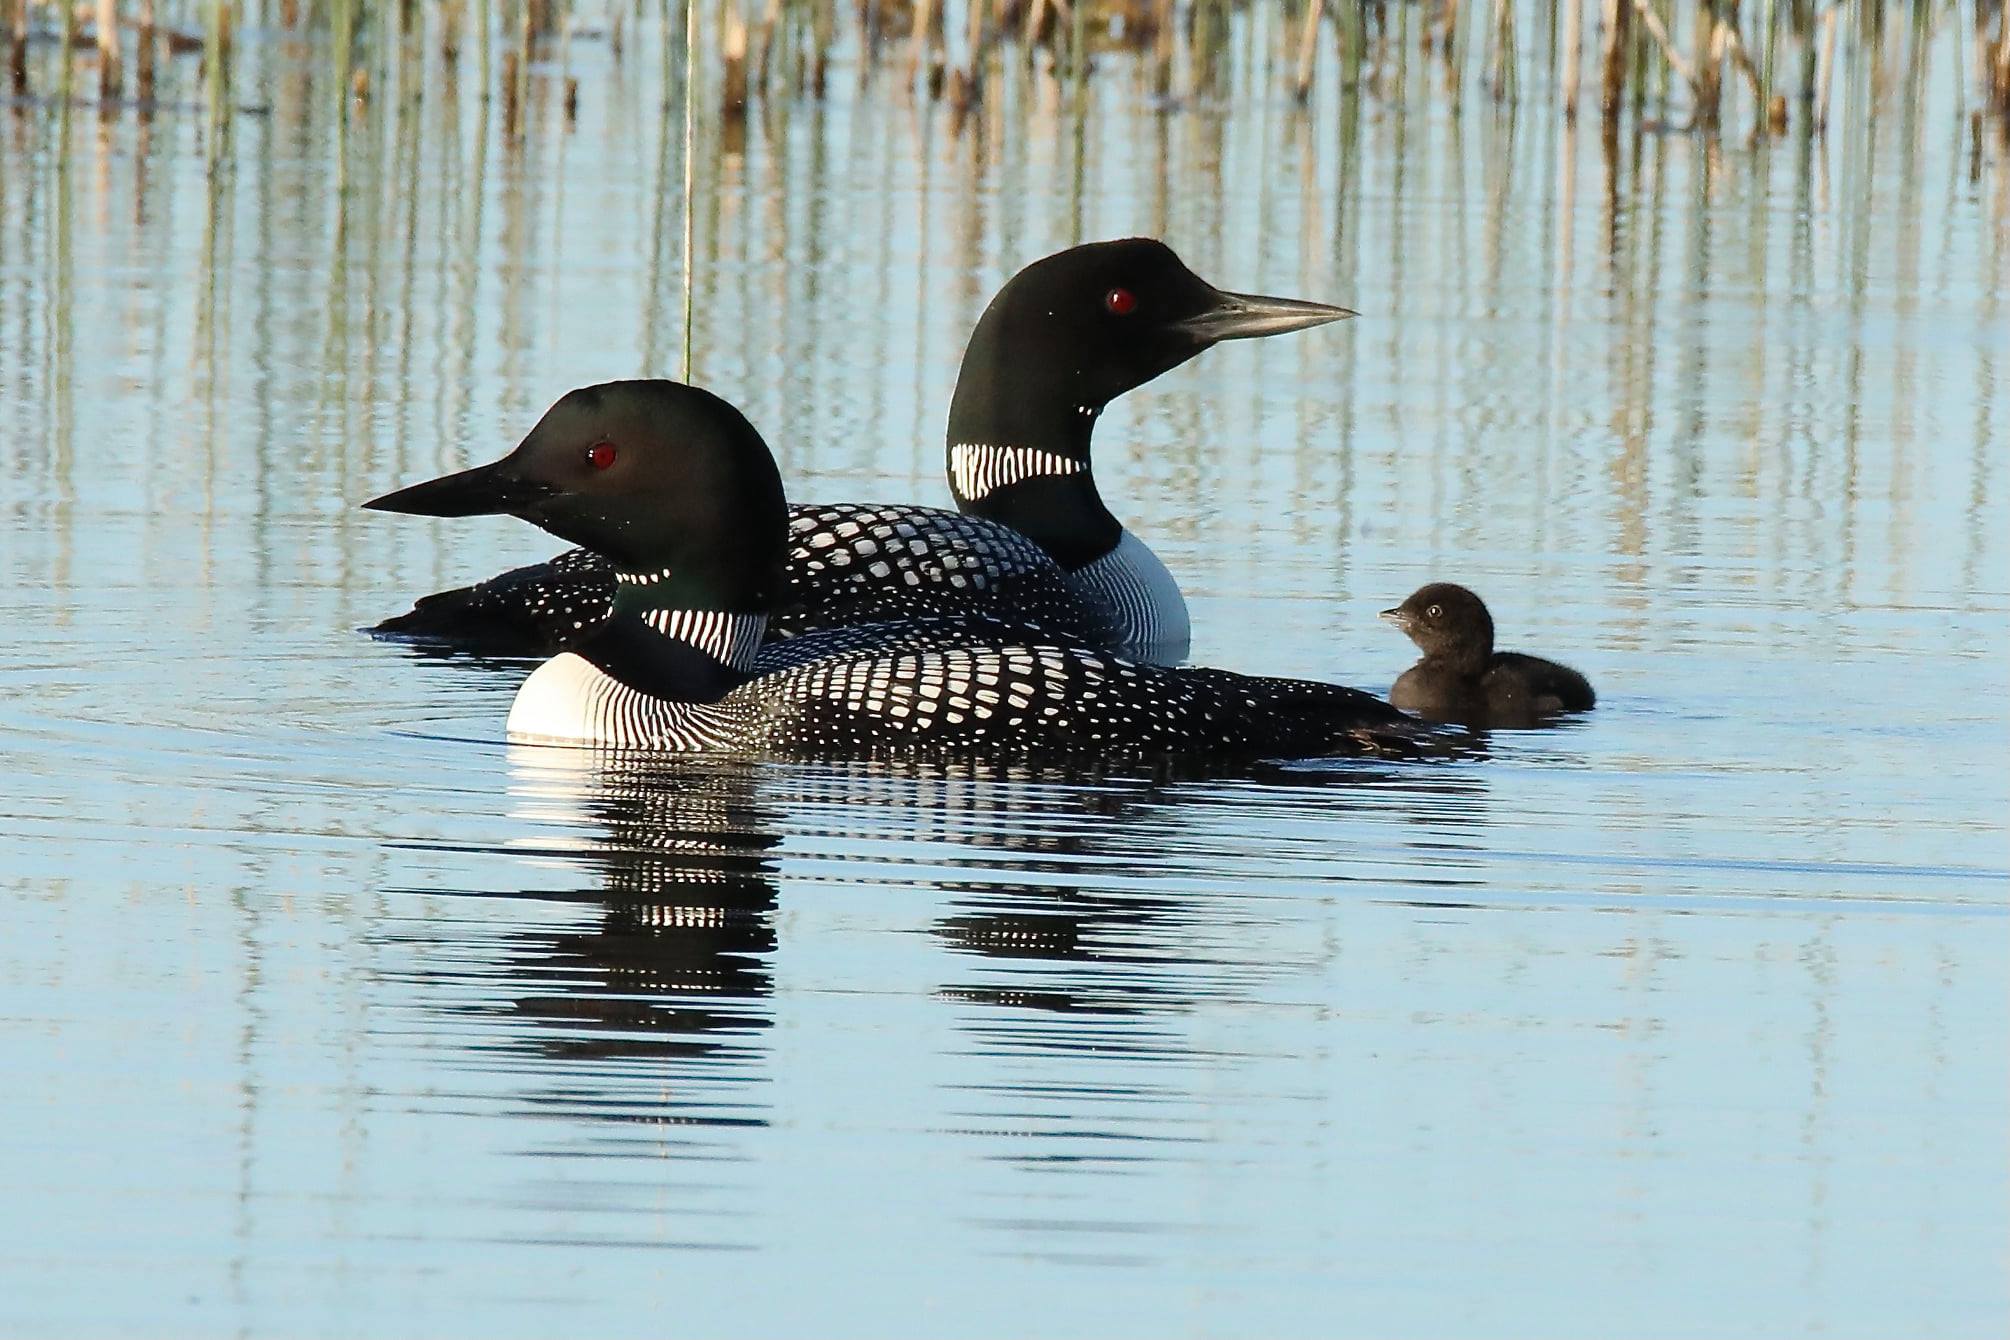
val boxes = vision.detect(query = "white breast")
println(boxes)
[1066,529,1191,665]
[505,653,740,750]
[506,653,627,745]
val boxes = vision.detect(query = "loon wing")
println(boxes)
[371,502,1119,658]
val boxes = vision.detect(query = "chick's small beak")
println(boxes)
[1379,607,1407,626]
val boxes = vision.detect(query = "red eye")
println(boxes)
[585,441,617,470]
[1104,287,1137,316]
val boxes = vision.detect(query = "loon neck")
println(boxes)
[944,329,1129,569]
[591,566,768,703]
[1421,642,1491,680]
[944,409,1120,571]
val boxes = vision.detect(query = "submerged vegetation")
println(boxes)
[2,0,2007,144]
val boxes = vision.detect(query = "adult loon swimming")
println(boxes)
[365,380,1437,763]
[369,239,1350,666]
[1381,582,1596,729]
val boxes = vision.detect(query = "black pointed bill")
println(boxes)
[1379,607,1408,625]
[363,459,557,517]
[1177,289,1355,343]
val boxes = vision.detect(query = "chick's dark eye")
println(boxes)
[1426,604,1442,619]
[1103,287,1137,316]
[585,441,618,470]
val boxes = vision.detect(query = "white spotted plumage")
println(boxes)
[506,614,1430,760]
[375,501,1188,665]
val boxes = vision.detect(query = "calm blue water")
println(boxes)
[1,16,2006,1339]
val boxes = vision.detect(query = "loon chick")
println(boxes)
[1381,583,1596,729]
[365,380,1437,763]
[370,238,1350,665]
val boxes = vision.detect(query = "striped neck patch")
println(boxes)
[639,608,769,671]
[949,442,1086,502]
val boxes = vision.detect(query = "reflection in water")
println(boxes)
[388,753,785,1139]
[395,753,1502,1175]
[502,756,780,1069]
[913,768,1500,1185]
[929,761,1500,1020]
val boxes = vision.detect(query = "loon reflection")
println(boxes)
[397,752,791,1147]
[403,750,1493,1156]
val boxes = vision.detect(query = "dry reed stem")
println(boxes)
[5,0,20,97]
[136,0,155,101]
[1488,0,1515,100]
[1598,0,1628,118]
[1814,3,1836,131]
[97,0,122,99]
[906,0,933,85]
[755,0,782,90]
[1562,0,1582,117]
[1627,0,1697,93]
[515,0,533,114]
[501,47,520,129]
[1292,0,1324,102]
[1023,0,1049,50]
[1722,15,1763,111]
[1993,7,2009,112]
[722,5,748,115]
[1151,0,1173,96]
[951,0,985,112]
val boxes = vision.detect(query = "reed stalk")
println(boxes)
[755,0,781,92]
[1993,4,2010,115]
[1813,1,1835,130]
[1685,0,1713,123]
[1292,0,1323,103]
[477,0,492,98]
[809,0,829,94]
[4,0,22,99]
[681,0,697,378]
[1598,0,1629,118]
[1151,0,1174,97]
[52,0,75,105]
[721,2,746,113]
[1488,0,1517,101]
[1562,0,1583,114]
[442,0,463,66]
[1023,0,1049,53]
[0,0,1978,150]
[95,0,122,100]
[205,0,233,163]
[1628,0,1696,94]
[512,0,533,133]
[136,0,156,102]
[950,0,986,115]
[1723,3,1764,117]
[558,0,577,117]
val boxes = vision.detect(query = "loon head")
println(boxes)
[948,238,1354,441]
[1381,582,1496,668]
[365,379,787,609]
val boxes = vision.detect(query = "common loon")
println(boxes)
[365,380,1437,763]
[1381,582,1596,729]
[369,239,1350,666]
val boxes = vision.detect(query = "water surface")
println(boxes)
[1,20,2005,1339]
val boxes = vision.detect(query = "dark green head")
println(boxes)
[365,380,787,610]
